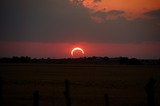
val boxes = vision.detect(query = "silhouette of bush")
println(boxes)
[0,56,159,65]
[128,58,142,65]
[118,57,129,64]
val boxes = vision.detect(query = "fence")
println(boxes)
[0,77,157,106]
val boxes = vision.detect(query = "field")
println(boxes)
[0,64,160,106]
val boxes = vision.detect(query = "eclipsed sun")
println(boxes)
[71,47,84,56]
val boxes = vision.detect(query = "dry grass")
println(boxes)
[0,64,160,106]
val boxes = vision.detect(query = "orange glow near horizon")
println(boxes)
[71,47,84,57]
[0,41,160,59]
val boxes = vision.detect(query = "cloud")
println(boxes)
[0,0,160,43]
[0,0,92,41]
[91,10,125,22]
[144,9,160,26]
[70,0,160,20]
[144,9,160,23]
[145,9,160,17]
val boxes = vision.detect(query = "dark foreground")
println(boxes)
[0,64,160,106]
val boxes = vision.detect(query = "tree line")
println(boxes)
[0,56,160,65]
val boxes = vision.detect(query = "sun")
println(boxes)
[71,47,84,57]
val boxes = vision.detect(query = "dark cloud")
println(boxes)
[92,10,125,21]
[144,9,160,27]
[0,0,160,43]
[145,9,160,17]
[93,10,124,17]
[107,10,125,15]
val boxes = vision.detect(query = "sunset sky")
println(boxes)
[0,0,160,58]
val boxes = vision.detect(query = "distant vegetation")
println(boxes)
[0,56,159,65]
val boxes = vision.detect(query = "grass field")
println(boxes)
[0,64,160,106]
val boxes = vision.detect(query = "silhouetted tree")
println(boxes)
[0,56,159,64]
[128,58,142,65]
[118,57,129,64]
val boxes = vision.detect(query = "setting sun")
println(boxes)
[71,47,84,57]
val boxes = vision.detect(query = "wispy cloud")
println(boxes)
[0,0,160,43]
[70,0,160,20]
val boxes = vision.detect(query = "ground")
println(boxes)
[0,64,160,106]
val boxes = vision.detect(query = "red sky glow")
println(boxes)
[0,0,160,59]
[1,42,160,59]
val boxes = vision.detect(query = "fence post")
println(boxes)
[33,90,39,106]
[0,77,3,106]
[104,94,109,106]
[145,78,156,106]
[64,80,72,106]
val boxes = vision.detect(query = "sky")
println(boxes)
[0,0,160,59]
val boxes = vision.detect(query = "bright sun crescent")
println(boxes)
[71,47,84,56]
